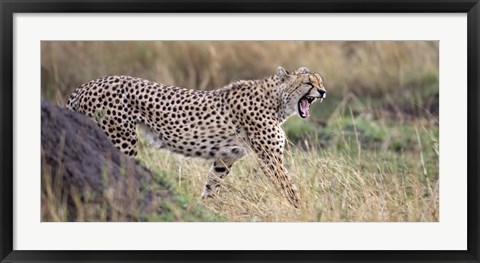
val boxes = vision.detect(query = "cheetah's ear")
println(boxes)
[277,66,288,81]
[297,67,310,74]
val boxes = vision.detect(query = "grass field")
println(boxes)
[41,41,439,221]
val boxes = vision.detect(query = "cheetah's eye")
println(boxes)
[305,82,314,87]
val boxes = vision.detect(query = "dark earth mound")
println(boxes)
[41,99,171,221]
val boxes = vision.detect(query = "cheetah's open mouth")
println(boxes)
[298,95,317,118]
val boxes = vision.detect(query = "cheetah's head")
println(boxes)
[277,66,327,118]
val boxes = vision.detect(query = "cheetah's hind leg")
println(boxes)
[201,159,236,199]
[99,114,138,157]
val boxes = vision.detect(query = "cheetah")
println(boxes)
[66,66,327,207]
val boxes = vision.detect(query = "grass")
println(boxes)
[41,156,223,222]
[41,41,439,104]
[136,139,439,222]
[41,41,439,221]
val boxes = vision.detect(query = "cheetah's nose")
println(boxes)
[318,88,327,98]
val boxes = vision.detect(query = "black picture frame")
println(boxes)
[1,0,479,262]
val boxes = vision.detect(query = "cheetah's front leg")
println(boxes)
[248,131,300,208]
[201,159,236,198]
[256,153,300,208]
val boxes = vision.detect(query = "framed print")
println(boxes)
[1,0,479,262]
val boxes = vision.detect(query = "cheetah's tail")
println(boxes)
[65,96,78,111]
[65,92,80,111]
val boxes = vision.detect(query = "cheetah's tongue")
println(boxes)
[300,98,310,118]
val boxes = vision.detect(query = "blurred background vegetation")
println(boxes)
[41,41,439,222]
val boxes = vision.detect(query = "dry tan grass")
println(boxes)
[41,41,438,104]
[138,137,438,222]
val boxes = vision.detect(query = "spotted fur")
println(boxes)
[66,66,327,207]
